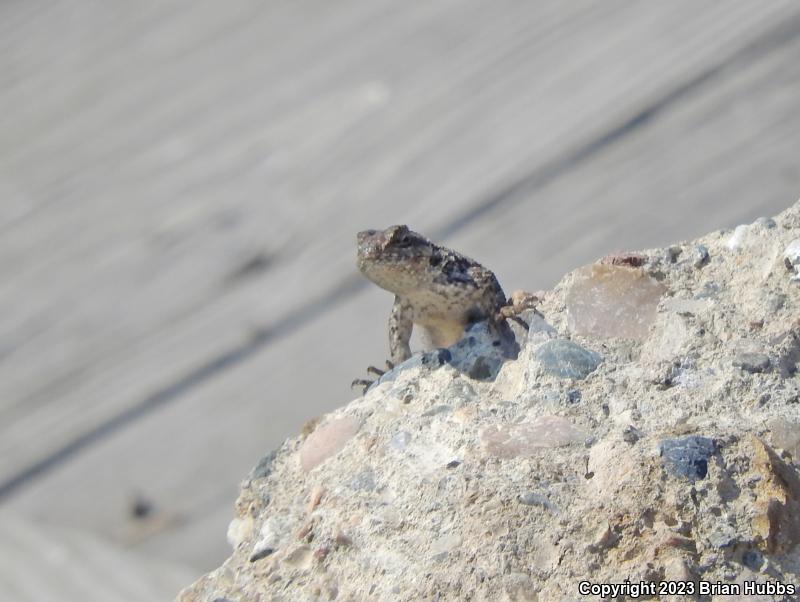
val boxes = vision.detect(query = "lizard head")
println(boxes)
[356,225,437,293]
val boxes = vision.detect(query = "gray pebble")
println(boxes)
[707,522,738,549]
[694,281,721,299]
[693,245,710,268]
[446,321,518,381]
[754,216,776,229]
[444,380,477,402]
[666,245,682,263]
[535,339,602,380]
[622,425,643,444]
[249,450,278,479]
[518,491,555,512]
[350,469,376,491]
[765,293,787,313]
[783,239,800,280]
[733,352,770,374]
[526,314,558,346]
[390,431,412,450]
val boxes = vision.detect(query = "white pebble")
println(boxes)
[783,239,800,281]
[227,516,253,549]
[725,224,748,250]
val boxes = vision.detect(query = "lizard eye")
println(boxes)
[395,234,412,247]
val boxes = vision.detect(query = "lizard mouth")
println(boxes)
[357,229,386,262]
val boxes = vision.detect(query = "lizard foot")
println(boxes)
[350,378,374,393]
[351,361,395,394]
[497,290,543,330]
[367,360,394,377]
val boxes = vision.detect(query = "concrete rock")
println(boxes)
[178,200,800,601]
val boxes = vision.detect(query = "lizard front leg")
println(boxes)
[388,295,413,364]
[496,290,542,328]
[352,296,413,393]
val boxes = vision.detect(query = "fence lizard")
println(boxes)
[353,225,536,390]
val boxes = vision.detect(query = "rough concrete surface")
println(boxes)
[178,201,800,600]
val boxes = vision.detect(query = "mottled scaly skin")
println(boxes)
[357,225,512,365]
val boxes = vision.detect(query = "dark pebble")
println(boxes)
[660,436,716,481]
[249,547,274,562]
[622,425,643,444]
[742,549,765,571]
[566,389,582,403]
[249,449,278,479]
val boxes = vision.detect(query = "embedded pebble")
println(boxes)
[772,329,800,377]
[765,293,787,313]
[399,348,452,375]
[390,431,412,450]
[708,522,738,549]
[443,379,477,403]
[659,436,716,481]
[565,264,666,340]
[518,491,556,513]
[446,321,518,380]
[663,297,711,315]
[768,418,800,459]
[693,244,709,268]
[783,239,800,280]
[588,520,617,551]
[726,224,749,250]
[748,437,800,555]
[663,557,694,583]
[534,339,602,379]
[227,516,254,549]
[742,549,765,571]
[307,486,325,513]
[250,516,291,561]
[643,311,690,362]
[622,425,643,444]
[599,252,646,267]
[665,245,682,263]
[379,349,452,386]
[349,468,376,491]
[250,450,277,479]
[526,314,558,345]
[482,415,588,458]
[695,282,723,300]
[586,438,639,496]
[299,416,361,472]
[733,352,770,374]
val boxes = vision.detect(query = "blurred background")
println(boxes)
[2,0,800,599]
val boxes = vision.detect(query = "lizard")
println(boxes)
[352,224,538,390]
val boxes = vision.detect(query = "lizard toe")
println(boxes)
[350,378,374,394]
